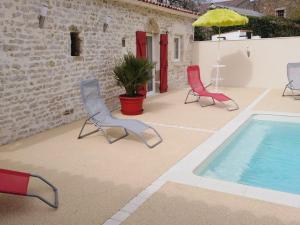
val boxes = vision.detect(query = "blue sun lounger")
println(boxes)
[78,79,162,148]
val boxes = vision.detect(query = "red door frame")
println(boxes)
[136,31,147,97]
[160,33,168,93]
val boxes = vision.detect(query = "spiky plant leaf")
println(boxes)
[113,53,154,97]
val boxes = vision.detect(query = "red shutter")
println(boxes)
[160,34,168,93]
[136,31,147,59]
[136,31,147,97]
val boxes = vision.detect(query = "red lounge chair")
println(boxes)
[185,65,239,111]
[0,169,58,208]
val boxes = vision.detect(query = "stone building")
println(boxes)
[0,0,197,145]
[219,0,300,20]
[196,1,264,17]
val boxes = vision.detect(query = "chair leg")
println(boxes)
[226,99,239,111]
[292,90,300,100]
[282,85,300,100]
[27,174,58,209]
[199,97,216,107]
[184,89,199,104]
[78,119,100,139]
[101,128,129,144]
[137,127,163,149]
[282,84,289,97]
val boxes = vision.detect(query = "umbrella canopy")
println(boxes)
[192,8,248,93]
[193,8,249,27]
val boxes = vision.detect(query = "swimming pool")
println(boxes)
[194,114,300,195]
[163,112,300,207]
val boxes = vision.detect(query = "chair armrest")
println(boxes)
[287,80,294,88]
[205,83,213,88]
[28,174,58,208]
[87,112,102,120]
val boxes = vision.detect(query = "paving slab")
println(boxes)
[122,182,300,225]
[0,120,209,225]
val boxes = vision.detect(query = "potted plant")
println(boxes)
[113,53,154,115]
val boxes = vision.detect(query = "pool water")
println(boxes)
[195,115,300,195]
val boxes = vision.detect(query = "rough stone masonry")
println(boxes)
[0,0,194,145]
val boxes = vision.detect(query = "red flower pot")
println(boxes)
[137,84,147,98]
[119,94,144,115]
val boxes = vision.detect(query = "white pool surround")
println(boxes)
[161,111,300,208]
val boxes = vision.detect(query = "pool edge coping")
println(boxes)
[162,110,300,209]
[101,89,300,225]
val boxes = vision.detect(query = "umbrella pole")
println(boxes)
[217,27,221,63]
[215,27,221,92]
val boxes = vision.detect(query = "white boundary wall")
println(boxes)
[192,37,300,89]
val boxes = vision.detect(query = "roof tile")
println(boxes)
[137,0,199,15]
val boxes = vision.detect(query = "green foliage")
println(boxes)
[113,53,154,97]
[292,19,300,25]
[168,0,198,11]
[289,7,300,21]
[194,27,213,41]
[194,16,300,41]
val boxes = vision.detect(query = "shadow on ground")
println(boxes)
[122,182,300,225]
[0,159,138,225]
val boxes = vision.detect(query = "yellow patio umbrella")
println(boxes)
[193,8,249,28]
[193,8,249,91]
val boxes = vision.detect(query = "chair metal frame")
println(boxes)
[0,170,58,209]
[184,83,239,111]
[282,80,300,100]
[27,174,59,209]
[282,63,300,100]
[78,113,163,148]
[78,79,163,149]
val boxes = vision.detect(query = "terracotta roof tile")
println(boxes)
[219,0,249,7]
[196,1,263,17]
[137,0,199,15]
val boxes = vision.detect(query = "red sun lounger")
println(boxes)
[184,65,239,111]
[0,169,58,208]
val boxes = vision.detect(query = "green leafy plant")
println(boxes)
[113,53,154,97]
[194,16,300,41]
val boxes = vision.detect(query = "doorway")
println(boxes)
[146,34,156,96]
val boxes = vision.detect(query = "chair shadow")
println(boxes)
[0,120,83,153]
[0,159,141,225]
[123,182,300,225]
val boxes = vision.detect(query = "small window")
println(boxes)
[122,38,126,47]
[276,9,285,18]
[174,36,181,62]
[70,32,81,56]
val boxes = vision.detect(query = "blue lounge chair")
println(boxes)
[78,79,162,148]
[283,63,300,99]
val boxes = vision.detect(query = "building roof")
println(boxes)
[217,4,264,17]
[216,0,249,7]
[136,0,199,16]
[196,3,211,14]
[196,2,264,17]
[116,0,199,19]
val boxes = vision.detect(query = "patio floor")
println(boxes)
[116,87,264,130]
[0,87,299,225]
[254,89,300,112]
[122,182,300,225]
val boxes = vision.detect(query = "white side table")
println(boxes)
[212,64,226,92]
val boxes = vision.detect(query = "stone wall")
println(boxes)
[237,0,300,19]
[257,0,300,19]
[0,0,194,145]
